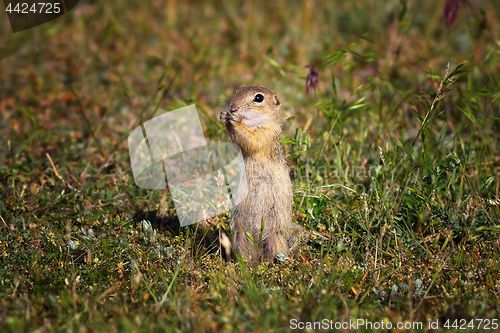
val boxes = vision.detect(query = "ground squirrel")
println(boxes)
[219,86,295,262]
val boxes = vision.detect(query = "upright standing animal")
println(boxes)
[219,86,295,262]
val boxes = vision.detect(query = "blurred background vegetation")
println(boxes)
[1,0,499,331]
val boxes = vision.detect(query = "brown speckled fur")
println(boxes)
[219,86,293,262]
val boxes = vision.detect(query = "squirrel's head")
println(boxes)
[228,86,281,128]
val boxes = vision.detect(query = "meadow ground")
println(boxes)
[1,0,500,332]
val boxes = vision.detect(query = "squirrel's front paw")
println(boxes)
[219,109,243,126]
[219,110,230,125]
[228,111,243,126]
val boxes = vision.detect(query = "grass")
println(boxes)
[1,0,500,331]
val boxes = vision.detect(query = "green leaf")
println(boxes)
[331,69,337,98]
[21,107,36,128]
[491,92,500,103]
[325,50,347,67]
[457,106,476,123]
[282,137,297,145]
[475,226,500,232]
[348,97,366,110]
[266,57,286,77]
[246,232,254,245]
[158,68,167,84]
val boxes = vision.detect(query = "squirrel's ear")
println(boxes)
[274,95,281,107]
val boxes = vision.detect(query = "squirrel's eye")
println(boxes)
[253,94,264,103]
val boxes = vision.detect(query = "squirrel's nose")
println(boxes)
[229,103,239,113]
